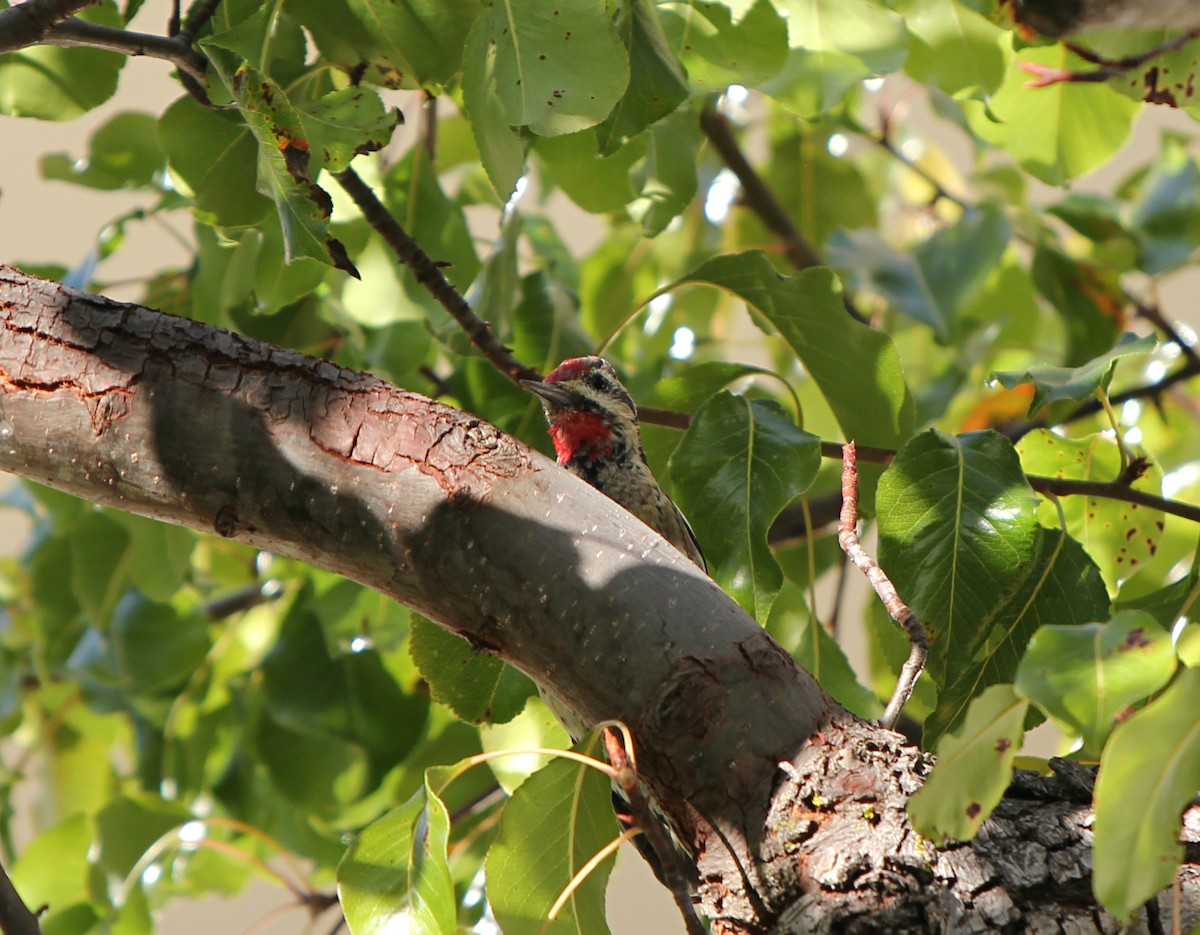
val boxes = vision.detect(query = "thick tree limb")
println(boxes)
[0,0,99,53]
[0,860,41,935]
[0,265,1197,933]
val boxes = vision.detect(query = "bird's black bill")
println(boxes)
[520,378,574,408]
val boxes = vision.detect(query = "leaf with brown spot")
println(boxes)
[1017,430,1165,592]
[908,684,1028,842]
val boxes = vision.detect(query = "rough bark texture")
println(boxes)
[0,265,1197,933]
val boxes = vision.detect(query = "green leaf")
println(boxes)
[1015,610,1177,758]
[69,512,131,623]
[95,793,193,877]
[534,131,641,214]
[464,0,628,138]
[203,47,358,275]
[896,0,1008,98]
[261,594,429,780]
[767,583,880,719]
[641,360,769,466]
[927,528,1110,747]
[409,614,535,725]
[461,12,526,200]
[993,332,1157,419]
[661,0,788,92]
[827,206,1011,341]
[40,112,165,191]
[1088,28,1200,108]
[907,684,1027,842]
[877,430,1042,687]
[382,145,481,291]
[10,813,93,917]
[0,1,125,119]
[1017,430,1165,591]
[342,0,482,87]
[487,754,616,935]
[338,775,455,935]
[110,595,211,695]
[666,255,915,448]
[1093,667,1200,918]
[298,86,402,173]
[117,513,194,602]
[628,110,700,236]
[671,392,820,621]
[963,46,1139,185]
[159,95,273,228]
[256,711,371,812]
[1029,243,1125,366]
[766,0,906,116]
[1128,137,1200,275]
[595,0,690,154]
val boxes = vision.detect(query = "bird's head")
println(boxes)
[520,357,639,465]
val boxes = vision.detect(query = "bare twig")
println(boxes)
[1021,30,1200,87]
[1134,300,1200,367]
[698,105,867,324]
[421,91,438,160]
[0,0,99,53]
[1010,356,1200,440]
[603,730,705,935]
[0,859,42,935]
[333,167,540,385]
[40,18,206,79]
[177,0,223,42]
[837,442,926,731]
[872,114,965,209]
[1028,474,1200,525]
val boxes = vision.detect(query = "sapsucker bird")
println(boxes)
[523,357,703,882]
[521,356,705,572]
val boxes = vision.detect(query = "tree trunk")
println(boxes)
[0,265,1196,933]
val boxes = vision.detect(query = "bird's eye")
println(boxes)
[586,372,608,392]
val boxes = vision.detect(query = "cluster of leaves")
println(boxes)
[3,0,1200,930]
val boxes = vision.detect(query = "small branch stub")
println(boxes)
[837,441,927,730]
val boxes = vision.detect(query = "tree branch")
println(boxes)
[333,167,541,385]
[0,860,41,935]
[177,0,222,42]
[698,105,867,323]
[0,0,98,53]
[1011,355,1200,440]
[1028,474,1200,524]
[39,17,206,79]
[1,265,1197,932]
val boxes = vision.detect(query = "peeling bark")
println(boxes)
[0,265,1197,933]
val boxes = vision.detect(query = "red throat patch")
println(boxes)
[548,410,612,464]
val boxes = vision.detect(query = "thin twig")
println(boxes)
[421,91,438,160]
[1028,474,1200,525]
[603,730,705,935]
[177,0,223,42]
[1134,300,1200,367]
[871,119,965,209]
[1010,356,1200,440]
[1021,30,1200,87]
[0,859,42,935]
[40,18,206,78]
[333,166,540,385]
[837,442,926,731]
[698,105,867,323]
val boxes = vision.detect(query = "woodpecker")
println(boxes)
[523,356,703,884]
[521,356,705,571]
